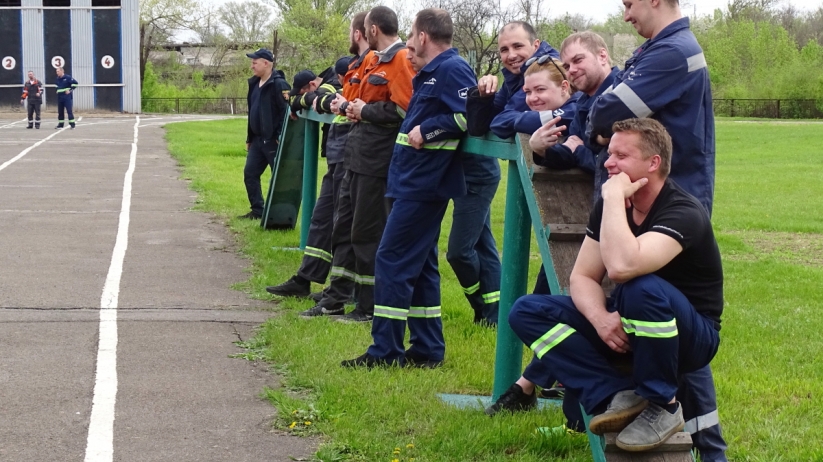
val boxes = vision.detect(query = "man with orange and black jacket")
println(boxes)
[21,71,43,129]
[265,57,351,304]
[273,12,375,318]
[330,5,415,323]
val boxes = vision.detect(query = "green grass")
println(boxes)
[165,117,823,461]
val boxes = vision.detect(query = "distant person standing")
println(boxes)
[240,48,290,220]
[21,71,43,129]
[54,67,77,129]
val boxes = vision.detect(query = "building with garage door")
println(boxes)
[0,0,140,112]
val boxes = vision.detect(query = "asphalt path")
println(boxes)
[0,115,316,461]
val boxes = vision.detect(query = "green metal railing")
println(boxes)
[283,109,560,399]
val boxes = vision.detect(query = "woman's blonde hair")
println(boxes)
[524,56,576,93]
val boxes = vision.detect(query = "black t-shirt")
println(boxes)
[586,179,723,327]
[249,84,262,136]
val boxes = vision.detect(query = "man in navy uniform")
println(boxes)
[509,118,723,453]
[587,0,725,459]
[54,67,77,129]
[240,48,290,220]
[342,8,476,368]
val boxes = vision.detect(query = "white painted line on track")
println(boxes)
[0,118,27,129]
[0,123,66,173]
[84,115,139,462]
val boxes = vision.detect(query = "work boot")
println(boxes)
[484,383,537,416]
[540,383,565,399]
[588,390,648,435]
[340,352,395,369]
[237,211,261,220]
[27,124,33,129]
[404,350,443,369]
[299,305,344,318]
[336,310,372,323]
[266,275,311,297]
[35,124,40,129]
[616,402,685,452]
[309,291,324,303]
[55,125,63,129]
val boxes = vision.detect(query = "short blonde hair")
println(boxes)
[612,118,672,177]
[560,31,611,67]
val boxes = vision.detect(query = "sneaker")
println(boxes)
[299,305,344,318]
[540,384,565,399]
[616,402,685,452]
[404,351,443,369]
[237,211,262,220]
[336,310,373,323]
[588,390,648,435]
[340,352,395,369]
[484,383,537,416]
[266,276,310,297]
[55,125,63,129]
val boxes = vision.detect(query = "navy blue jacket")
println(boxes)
[387,48,476,201]
[537,67,620,192]
[55,74,78,100]
[463,41,559,184]
[589,18,715,214]
[246,70,290,146]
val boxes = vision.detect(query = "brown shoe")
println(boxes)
[588,390,648,435]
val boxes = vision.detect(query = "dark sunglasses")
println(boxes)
[525,54,567,81]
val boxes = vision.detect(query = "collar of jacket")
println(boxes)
[374,40,405,63]
[647,17,691,47]
[418,47,459,74]
[350,49,371,70]
[319,66,336,83]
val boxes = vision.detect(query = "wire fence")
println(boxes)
[713,99,823,119]
[141,97,823,119]
[142,97,248,115]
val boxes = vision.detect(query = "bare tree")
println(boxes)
[139,0,200,85]
[220,1,276,44]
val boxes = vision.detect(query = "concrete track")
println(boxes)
[0,115,315,461]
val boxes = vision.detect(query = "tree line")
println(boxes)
[139,0,823,103]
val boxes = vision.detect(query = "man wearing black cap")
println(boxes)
[265,58,353,302]
[240,48,291,220]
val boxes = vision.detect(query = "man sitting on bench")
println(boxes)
[508,118,723,452]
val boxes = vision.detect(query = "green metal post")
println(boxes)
[492,160,532,400]
[299,119,320,249]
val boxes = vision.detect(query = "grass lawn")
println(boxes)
[164,117,823,461]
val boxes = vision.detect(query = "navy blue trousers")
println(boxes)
[57,96,75,127]
[447,181,501,324]
[243,137,276,216]
[369,199,448,363]
[509,274,720,411]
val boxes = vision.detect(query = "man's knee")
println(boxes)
[508,295,563,339]
[615,274,673,318]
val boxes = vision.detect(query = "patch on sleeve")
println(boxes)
[651,225,684,240]
[458,87,469,99]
